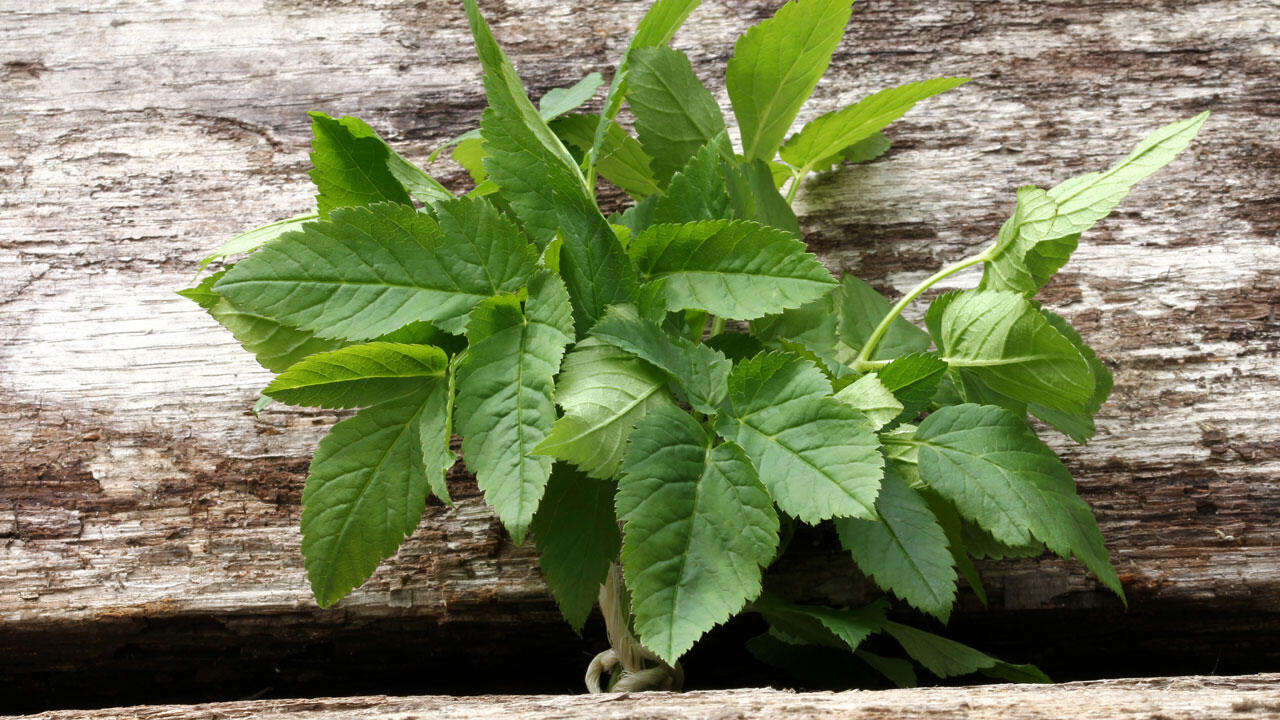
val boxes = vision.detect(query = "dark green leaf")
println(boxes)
[531,466,621,632]
[628,45,728,183]
[308,112,414,218]
[264,342,447,409]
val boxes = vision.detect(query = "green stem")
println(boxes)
[709,315,726,338]
[851,247,994,371]
[783,163,811,205]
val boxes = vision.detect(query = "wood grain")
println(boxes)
[1,0,1276,712]
[8,674,1280,720]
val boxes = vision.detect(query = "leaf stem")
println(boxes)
[851,247,993,371]
[783,163,812,205]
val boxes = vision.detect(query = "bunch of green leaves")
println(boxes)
[182,0,1206,688]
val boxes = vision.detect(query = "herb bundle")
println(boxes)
[183,0,1206,692]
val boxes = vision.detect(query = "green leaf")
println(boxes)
[263,342,447,409]
[835,467,957,621]
[1028,308,1113,443]
[308,112,415,218]
[649,136,734,225]
[628,46,728,183]
[301,382,455,606]
[751,594,886,651]
[213,200,538,340]
[915,403,1123,599]
[585,0,702,183]
[883,621,1049,682]
[838,131,891,166]
[874,352,947,412]
[780,78,969,171]
[726,0,853,161]
[455,272,575,544]
[617,405,779,664]
[921,490,988,606]
[935,289,1093,413]
[715,352,883,523]
[533,338,673,479]
[466,0,637,331]
[453,138,488,185]
[332,114,454,205]
[538,72,605,118]
[590,304,731,414]
[199,213,319,270]
[629,220,836,320]
[531,466,621,632]
[983,112,1209,295]
[855,649,918,688]
[551,113,661,199]
[837,275,931,361]
[834,373,903,431]
[723,157,803,237]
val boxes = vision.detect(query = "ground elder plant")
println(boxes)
[183,0,1207,693]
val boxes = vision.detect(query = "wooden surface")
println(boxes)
[8,674,1280,720]
[2,0,1278,713]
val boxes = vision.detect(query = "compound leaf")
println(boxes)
[629,220,836,320]
[726,0,853,161]
[715,352,883,522]
[936,289,1093,413]
[302,382,455,606]
[590,304,731,414]
[628,45,728,183]
[780,78,968,171]
[915,403,1123,599]
[264,342,447,409]
[618,405,779,664]
[455,272,574,544]
[531,466,621,632]
[534,338,673,478]
[213,200,537,340]
[835,467,957,621]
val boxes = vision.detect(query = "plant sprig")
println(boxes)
[182,0,1206,691]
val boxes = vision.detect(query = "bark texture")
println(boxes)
[8,675,1280,720]
[1,0,1277,713]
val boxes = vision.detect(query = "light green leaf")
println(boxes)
[834,373,903,431]
[936,289,1093,413]
[533,338,673,478]
[1028,308,1113,443]
[835,467,957,621]
[618,405,779,664]
[982,112,1209,295]
[915,403,1123,599]
[453,137,488,185]
[455,272,575,544]
[837,131,891,166]
[726,0,853,161]
[308,112,414,218]
[199,213,319,270]
[628,45,728,183]
[751,593,886,651]
[629,220,836,320]
[332,113,454,205]
[780,78,969,171]
[715,352,883,522]
[531,466,621,632]
[213,200,538,340]
[538,72,605,118]
[263,342,447,409]
[589,304,731,414]
[585,0,702,183]
[649,136,734,225]
[838,275,931,361]
[884,621,1050,682]
[301,382,455,606]
[551,113,661,199]
[466,0,637,331]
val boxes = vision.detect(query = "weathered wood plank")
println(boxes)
[1,0,1277,711]
[8,675,1280,720]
